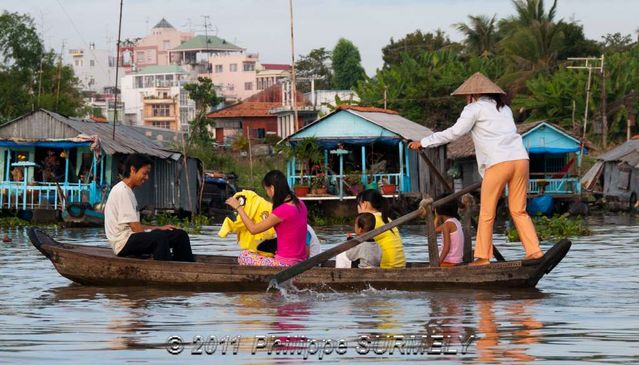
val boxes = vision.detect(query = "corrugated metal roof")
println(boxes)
[285,106,432,142]
[598,139,639,162]
[347,110,433,140]
[41,110,174,158]
[172,35,242,51]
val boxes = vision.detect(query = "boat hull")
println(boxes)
[28,228,571,292]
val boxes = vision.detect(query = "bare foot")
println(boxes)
[469,258,490,266]
[524,251,544,260]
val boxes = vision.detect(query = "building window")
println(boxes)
[136,51,145,63]
[152,121,171,129]
[143,75,154,88]
[163,40,171,50]
[152,104,170,117]
[244,82,253,91]
[230,63,237,72]
[257,79,263,90]
[89,60,95,67]
[243,62,255,71]
[215,64,223,73]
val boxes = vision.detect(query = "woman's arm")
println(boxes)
[226,196,282,234]
[413,104,480,149]
[236,206,281,234]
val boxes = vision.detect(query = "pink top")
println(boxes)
[441,218,464,264]
[272,200,308,265]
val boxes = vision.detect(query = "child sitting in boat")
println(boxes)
[434,193,464,267]
[356,189,406,268]
[336,212,381,268]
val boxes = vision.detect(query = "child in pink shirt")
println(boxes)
[434,193,464,267]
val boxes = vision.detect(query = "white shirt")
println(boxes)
[306,225,321,257]
[420,97,529,177]
[104,181,140,254]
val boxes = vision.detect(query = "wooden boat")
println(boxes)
[29,228,571,292]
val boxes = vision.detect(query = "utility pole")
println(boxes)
[112,0,124,140]
[55,40,65,112]
[288,0,299,131]
[567,55,605,152]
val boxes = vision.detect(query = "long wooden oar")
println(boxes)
[269,181,482,287]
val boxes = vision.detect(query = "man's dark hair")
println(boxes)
[122,154,153,178]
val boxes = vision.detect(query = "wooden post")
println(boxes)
[461,193,475,263]
[421,196,439,267]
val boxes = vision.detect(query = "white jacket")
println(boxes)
[420,97,528,177]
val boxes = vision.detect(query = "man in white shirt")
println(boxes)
[104,154,194,262]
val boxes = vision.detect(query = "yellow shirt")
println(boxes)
[373,212,406,269]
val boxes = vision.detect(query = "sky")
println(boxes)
[3,0,639,74]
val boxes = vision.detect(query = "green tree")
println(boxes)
[295,47,333,93]
[183,77,220,145]
[357,49,504,129]
[382,29,461,67]
[455,15,499,57]
[331,38,367,90]
[497,0,565,93]
[0,11,83,123]
[556,22,601,60]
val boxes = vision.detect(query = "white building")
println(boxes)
[120,65,196,131]
[68,43,117,93]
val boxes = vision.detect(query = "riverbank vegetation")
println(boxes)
[505,213,592,242]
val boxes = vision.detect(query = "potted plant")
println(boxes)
[344,173,364,196]
[381,177,397,194]
[310,172,328,195]
[276,138,322,197]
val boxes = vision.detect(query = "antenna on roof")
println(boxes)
[112,0,124,140]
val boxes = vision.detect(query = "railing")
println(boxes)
[528,178,581,195]
[289,173,404,197]
[0,181,95,210]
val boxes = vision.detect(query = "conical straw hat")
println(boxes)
[451,72,505,96]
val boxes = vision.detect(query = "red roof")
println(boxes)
[90,115,107,123]
[261,63,291,71]
[336,105,399,114]
[207,102,280,118]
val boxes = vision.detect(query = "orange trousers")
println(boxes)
[475,159,541,260]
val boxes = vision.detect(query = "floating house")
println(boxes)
[281,106,447,199]
[0,109,201,215]
[582,135,639,208]
[447,120,589,197]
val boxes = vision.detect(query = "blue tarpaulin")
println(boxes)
[0,140,91,148]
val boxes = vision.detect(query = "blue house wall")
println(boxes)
[286,111,413,198]
[521,122,583,195]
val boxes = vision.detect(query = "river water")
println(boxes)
[1,215,638,364]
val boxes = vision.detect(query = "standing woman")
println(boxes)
[408,72,543,265]
[225,170,308,267]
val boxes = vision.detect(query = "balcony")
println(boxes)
[143,97,174,104]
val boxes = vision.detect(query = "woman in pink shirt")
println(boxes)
[226,170,308,267]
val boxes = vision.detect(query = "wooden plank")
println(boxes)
[422,197,439,267]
